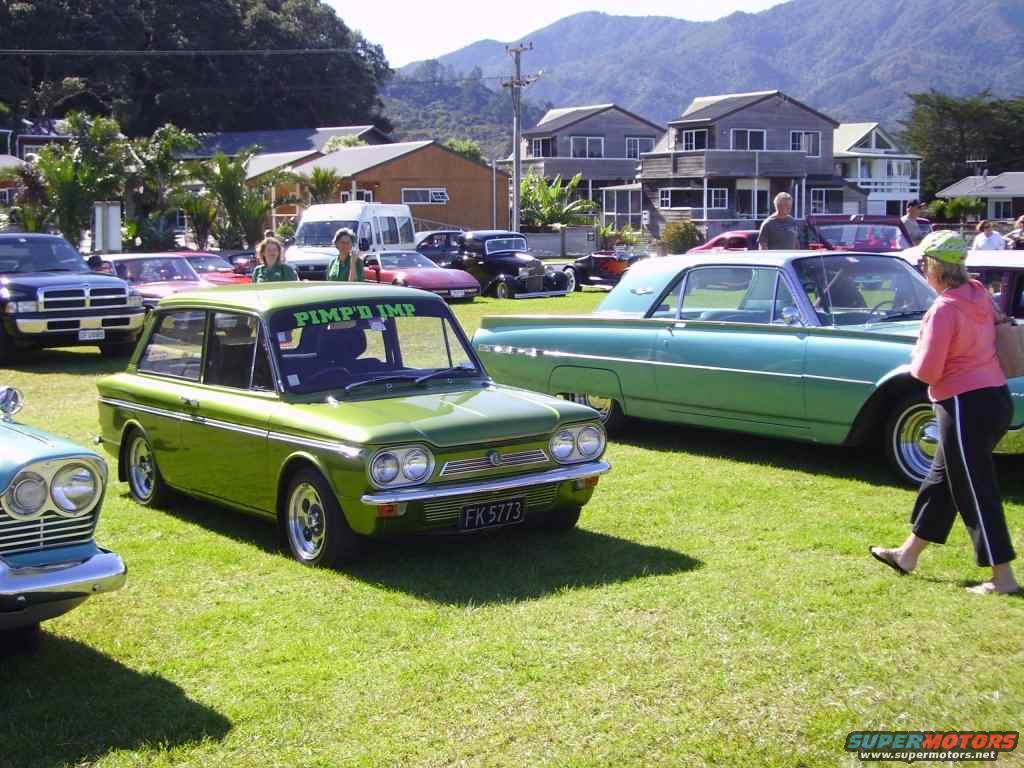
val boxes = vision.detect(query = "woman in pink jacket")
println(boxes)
[871,230,1019,594]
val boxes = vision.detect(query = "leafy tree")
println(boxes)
[322,135,368,153]
[124,125,200,222]
[661,221,703,253]
[444,138,487,164]
[176,193,219,251]
[191,151,252,250]
[519,172,597,228]
[945,196,985,223]
[239,190,272,249]
[8,165,51,232]
[304,167,346,203]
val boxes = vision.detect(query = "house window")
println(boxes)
[992,200,1012,220]
[874,133,892,150]
[790,131,820,157]
[626,136,656,159]
[401,188,448,205]
[736,189,770,218]
[810,188,843,214]
[679,129,708,152]
[531,137,555,158]
[0,189,11,205]
[602,188,643,230]
[886,160,912,178]
[341,189,373,203]
[659,187,727,210]
[570,136,604,159]
[731,129,766,151]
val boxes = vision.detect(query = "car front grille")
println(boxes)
[422,482,560,527]
[440,449,548,477]
[525,275,544,293]
[38,286,129,312]
[0,507,98,556]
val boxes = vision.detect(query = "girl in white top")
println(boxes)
[972,219,1005,250]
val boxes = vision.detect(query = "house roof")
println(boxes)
[292,141,433,177]
[245,150,319,181]
[188,125,389,158]
[833,122,920,158]
[936,172,1024,199]
[672,90,839,127]
[0,154,25,172]
[523,104,664,137]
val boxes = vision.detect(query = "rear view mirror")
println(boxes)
[284,237,295,247]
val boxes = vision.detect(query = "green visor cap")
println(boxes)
[919,230,967,265]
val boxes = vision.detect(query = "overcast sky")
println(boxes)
[327,1,789,68]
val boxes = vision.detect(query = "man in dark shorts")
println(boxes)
[758,192,801,250]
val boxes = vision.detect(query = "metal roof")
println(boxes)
[291,141,433,177]
[246,150,320,180]
[524,104,663,137]
[0,154,25,171]
[672,90,839,127]
[936,172,1024,199]
[186,125,388,158]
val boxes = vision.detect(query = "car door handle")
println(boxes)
[179,396,199,408]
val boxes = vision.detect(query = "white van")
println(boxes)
[284,202,417,279]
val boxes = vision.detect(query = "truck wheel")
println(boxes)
[884,392,935,486]
[563,267,580,292]
[569,394,626,434]
[281,468,362,568]
[540,505,581,532]
[124,428,172,507]
[0,324,13,365]
[99,341,136,358]
[493,281,511,300]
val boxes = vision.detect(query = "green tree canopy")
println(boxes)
[519,172,597,228]
[443,138,486,164]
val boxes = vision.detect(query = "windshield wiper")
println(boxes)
[414,365,477,385]
[343,373,420,393]
[39,267,74,272]
[878,309,927,322]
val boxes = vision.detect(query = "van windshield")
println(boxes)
[294,220,358,247]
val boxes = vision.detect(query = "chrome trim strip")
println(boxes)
[98,397,191,423]
[361,460,609,504]
[267,432,363,459]
[440,448,549,477]
[195,417,268,439]
[513,290,569,299]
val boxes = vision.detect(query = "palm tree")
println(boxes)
[305,167,345,204]
[520,172,597,228]
[176,193,218,250]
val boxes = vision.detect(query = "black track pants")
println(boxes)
[911,385,1016,567]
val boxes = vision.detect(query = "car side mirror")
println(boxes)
[86,254,104,270]
[284,237,295,247]
[780,306,803,326]
[359,238,371,251]
[0,386,24,421]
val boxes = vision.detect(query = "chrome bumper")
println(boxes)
[361,460,610,504]
[0,549,126,616]
[513,290,569,299]
[14,313,144,334]
[995,426,1024,455]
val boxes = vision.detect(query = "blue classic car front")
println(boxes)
[0,388,126,636]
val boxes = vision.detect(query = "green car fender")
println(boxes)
[842,364,925,446]
[548,366,624,404]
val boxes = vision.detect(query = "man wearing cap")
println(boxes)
[327,227,364,282]
[901,200,929,245]
[871,230,1019,595]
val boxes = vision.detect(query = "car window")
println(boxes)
[969,269,1007,302]
[772,274,799,323]
[0,237,89,274]
[205,312,275,391]
[649,277,683,319]
[138,310,206,380]
[295,220,358,247]
[812,223,911,251]
[376,217,401,245]
[680,267,760,321]
[484,237,527,255]
[398,218,415,243]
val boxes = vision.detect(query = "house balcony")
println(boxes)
[845,177,920,196]
[498,156,640,182]
[642,149,811,179]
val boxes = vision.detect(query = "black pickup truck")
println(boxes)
[0,233,145,361]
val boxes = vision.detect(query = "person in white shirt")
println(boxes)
[972,220,1005,250]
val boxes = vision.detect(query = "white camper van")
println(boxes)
[285,202,417,280]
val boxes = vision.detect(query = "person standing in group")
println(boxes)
[901,199,929,245]
[972,220,1005,250]
[870,230,1019,595]
[1003,214,1024,250]
[758,192,801,250]
[327,227,364,282]
[251,237,298,283]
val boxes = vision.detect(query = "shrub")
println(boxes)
[275,221,296,240]
[661,221,703,253]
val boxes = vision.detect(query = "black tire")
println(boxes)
[280,467,362,568]
[540,505,581,532]
[0,323,11,364]
[493,280,512,300]
[568,393,627,435]
[883,391,935,486]
[564,267,581,292]
[99,340,136,358]
[123,428,173,507]
[0,624,41,655]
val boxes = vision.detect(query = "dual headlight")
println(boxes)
[2,461,104,520]
[368,446,434,488]
[549,423,606,464]
[127,290,144,307]
[3,300,38,314]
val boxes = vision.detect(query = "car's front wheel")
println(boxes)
[884,392,935,486]
[100,340,136,358]
[563,267,579,293]
[124,428,172,507]
[493,280,512,300]
[282,468,362,567]
[568,393,626,434]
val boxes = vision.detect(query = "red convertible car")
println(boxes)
[688,230,759,252]
[183,252,252,284]
[364,250,480,301]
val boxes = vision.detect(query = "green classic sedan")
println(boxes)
[472,251,1024,485]
[95,283,608,567]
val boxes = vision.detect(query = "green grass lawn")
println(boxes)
[2,292,1022,768]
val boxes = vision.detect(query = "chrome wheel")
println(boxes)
[494,281,511,300]
[287,481,327,562]
[572,393,613,422]
[893,402,937,483]
[128,435,155,501]
[563,267,577,293]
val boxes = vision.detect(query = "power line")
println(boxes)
[0,48,358,57]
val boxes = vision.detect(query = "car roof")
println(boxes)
[104,252,211,261]
[0,233,68,242]
[965,250,1024,270]
[643,250,908,273]
[808,215,902,223]
[157,281,444,314]
[463,230,524,239]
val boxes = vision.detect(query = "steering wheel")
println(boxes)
[867,299,895,319]
[305,365,350,383]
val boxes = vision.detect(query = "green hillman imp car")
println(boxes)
[472,251,1024,486]
[96,283,609,567]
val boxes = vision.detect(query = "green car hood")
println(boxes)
[277,384,596,448]
[0,421,101,491]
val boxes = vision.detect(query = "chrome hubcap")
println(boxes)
[564,269,576,292]
[575,393,613,421]
[895,403,937,482]
[128,436,155,500]
[288,482,326,561]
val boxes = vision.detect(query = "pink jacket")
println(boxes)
[910,279,1006,402]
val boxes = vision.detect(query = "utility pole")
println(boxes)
[503,42,538,233]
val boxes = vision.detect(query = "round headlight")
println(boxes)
[402,449,430,481]
[550,430,575,461]
[5,472,47,520]
[576,426,603,457]
[51,463,100,516]
[371,452,400,485]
